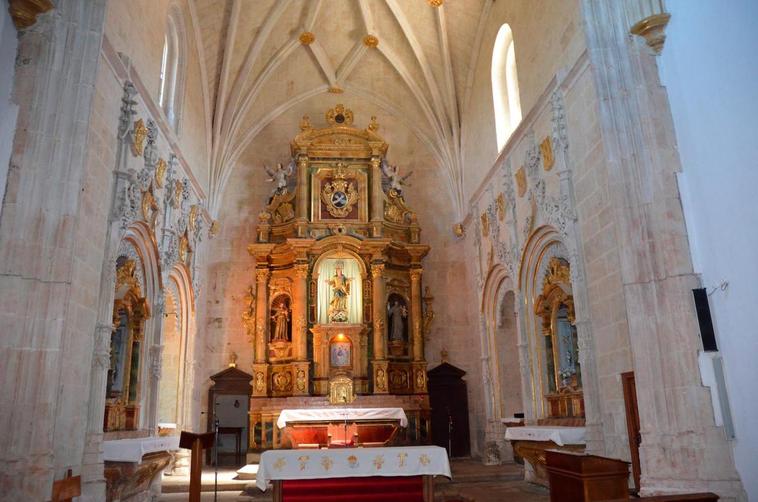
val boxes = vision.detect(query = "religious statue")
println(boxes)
[264,160,294,197]
[271,302,290,341]
[388,300,408,342]
[326,262,351,322]
[381,159,413,193]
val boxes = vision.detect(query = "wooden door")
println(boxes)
[428,363,470,457]
[621,371,641,493]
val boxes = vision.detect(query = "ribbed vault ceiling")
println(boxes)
[189,0,492,218]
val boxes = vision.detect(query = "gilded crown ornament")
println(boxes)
[325,104,353,126]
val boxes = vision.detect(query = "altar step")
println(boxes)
[437,459,525,485]
[161,467,252,493]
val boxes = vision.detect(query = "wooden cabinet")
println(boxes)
[545,450,630,502]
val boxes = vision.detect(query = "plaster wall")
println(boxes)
[659,2,758,498]
[0,7,18,220]
[461,0,585,200]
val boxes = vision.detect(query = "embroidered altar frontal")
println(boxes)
[256,445,451,491]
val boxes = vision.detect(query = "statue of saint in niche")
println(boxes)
[388,300,408,342]
[326,261,351,322]
[270,301,290,342]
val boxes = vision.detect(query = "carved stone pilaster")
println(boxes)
[93,323,113,371]
[149,344,163,381]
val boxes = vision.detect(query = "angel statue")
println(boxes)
[264,160,295,197]
[381,159,413,194]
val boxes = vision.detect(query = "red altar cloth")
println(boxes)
[280,476,424,502]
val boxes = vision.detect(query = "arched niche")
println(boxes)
[105,222,163,433]
[386,292,409,358]
[105,253,150,431]
[481,265,523,422]
[313,249,365,325]
[157,262,194,433]
[519,226,583,421]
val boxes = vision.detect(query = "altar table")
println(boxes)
[257,445,451,502]
[102,436,180,462]
[505,425,586,447]
[276,407,409,428]
[505,426,587,486]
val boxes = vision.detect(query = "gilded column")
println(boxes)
[292,263,309,360]
[254,268,270,363]
[371,263,387,360]
[410,268,423,362]
[296,154,309,219]
[370,156,384,236]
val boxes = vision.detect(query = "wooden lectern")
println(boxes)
[180,431,215,502]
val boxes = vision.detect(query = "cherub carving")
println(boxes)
[264,160,295,197]
[381,159,413,193]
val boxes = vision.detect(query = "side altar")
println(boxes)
[245,105,433,449]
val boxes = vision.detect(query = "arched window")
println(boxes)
[492,24,522,151]
[158,6,186,131]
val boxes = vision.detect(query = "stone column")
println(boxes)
[371,262,387,360]
[370,156,384,237]
[254,268,270,363]
[582,2,745,498]
[0,1,107,499]
[410,268,423,362]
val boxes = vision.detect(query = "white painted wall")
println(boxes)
[0,8,19,219]
[659,1,758,498]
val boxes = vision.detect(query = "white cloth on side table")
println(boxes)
[256,445,451,491]
[504,426,586,446]
[102,436,180,462]
[276,407,409,429]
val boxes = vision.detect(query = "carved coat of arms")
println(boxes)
[321,177,358,218]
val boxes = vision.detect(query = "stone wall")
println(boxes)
[0,0,211,499]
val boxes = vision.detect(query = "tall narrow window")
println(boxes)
[492,24,522,151]
[158,7,186,131]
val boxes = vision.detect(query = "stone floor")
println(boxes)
[158,459,549,502]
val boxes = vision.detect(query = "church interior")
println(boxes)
[1,0,757,501]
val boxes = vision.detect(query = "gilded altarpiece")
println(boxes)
[245,106,432,449]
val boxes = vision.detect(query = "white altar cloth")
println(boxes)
[103,436,180,462]
[276,407,408,429]
[256,445,451,491]
[504,426,586,446]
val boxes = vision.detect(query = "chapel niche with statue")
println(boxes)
[244,105,435,449]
